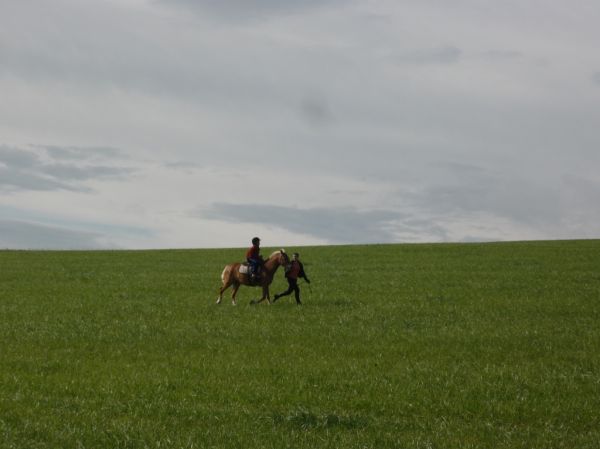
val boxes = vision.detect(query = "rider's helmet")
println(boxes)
[252,237,260,245]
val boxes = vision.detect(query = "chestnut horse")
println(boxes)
[217,249,290,305]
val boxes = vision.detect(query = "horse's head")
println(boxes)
[278,249,289,266]
[270,249,289,266]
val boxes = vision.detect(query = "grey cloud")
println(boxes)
[399,162,600,235]
[478,50,523,61]
[396,46,462,65]
[41,145,123,161]
[592,72,600,86]
[0,144,132,192]
[0,146,40,169]
[410,179,561,227]
[0,220,109,250]
[560,174,600,211]
[0,8,202,99]
[158,0,348,20]
[163,161,201,173]
[0,15,277,108]
[422,163,502,205]
[201,203,399,243]
[300,96,334,127]
[0,204,156,243]
[0,146,74,191]
[42,164,131,181]
[199,203,447,243]
[0,167,80,192]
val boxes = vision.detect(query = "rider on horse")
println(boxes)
[246,237,263,281]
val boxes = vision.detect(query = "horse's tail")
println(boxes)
[221,265,232,285]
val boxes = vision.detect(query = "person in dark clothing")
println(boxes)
[273,252,310,305]
[246,237,263,281]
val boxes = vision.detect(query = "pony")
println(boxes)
[217,249,290,305]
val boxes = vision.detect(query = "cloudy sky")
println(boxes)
[1,0,599,249]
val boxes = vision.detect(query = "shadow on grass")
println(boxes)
[305,298,354,307]
[271,409,368,430]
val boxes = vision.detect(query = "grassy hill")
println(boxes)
[1,241,599,448]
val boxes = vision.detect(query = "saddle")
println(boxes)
[240,263,261,283]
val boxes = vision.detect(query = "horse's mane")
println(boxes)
[269,249,286,258]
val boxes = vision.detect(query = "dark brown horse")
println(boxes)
[217,249,289,305]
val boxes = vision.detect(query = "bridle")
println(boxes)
[279,251,289,266]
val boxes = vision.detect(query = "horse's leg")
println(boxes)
[217,283,229,304]
[231,283,240,306]
[217,274,233,304]
[253,285,270,305]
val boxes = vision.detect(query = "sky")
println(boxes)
[1,0,599,249]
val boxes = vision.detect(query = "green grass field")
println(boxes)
[1,241,599,448]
